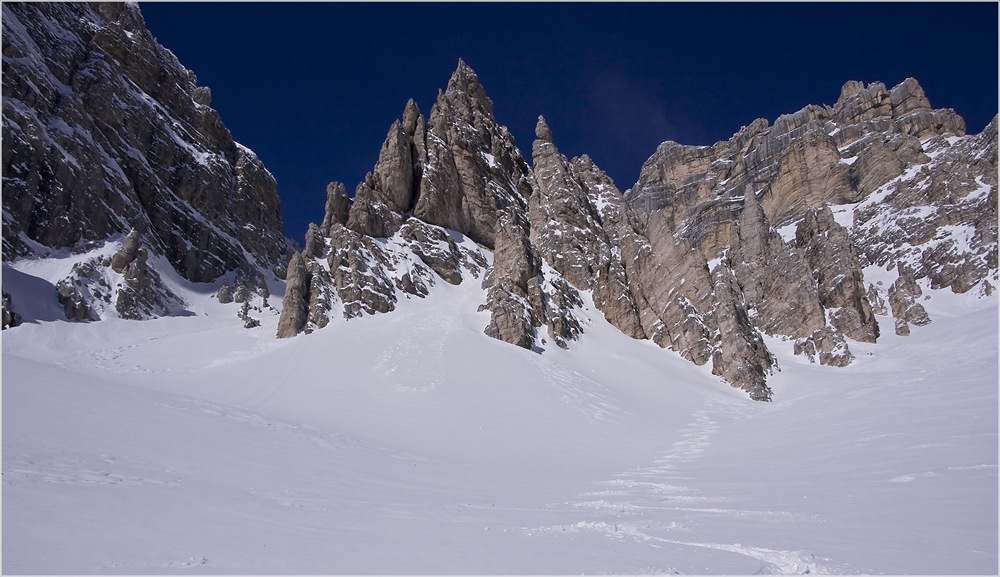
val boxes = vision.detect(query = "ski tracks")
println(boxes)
[530,403,838,574]
[527,353,630,423]
[373,311,454,393]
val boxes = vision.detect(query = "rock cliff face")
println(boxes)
[2,2,286,321]
[278,68,995,401]
[7,4,993,400]
[627,78,968,255]
[624,77,995,375]
[276,63,582,352]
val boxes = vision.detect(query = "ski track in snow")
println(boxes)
[2,249,996,574]
[530,403,840,574]
[526,352,630,423]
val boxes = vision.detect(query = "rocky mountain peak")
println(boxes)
[269,61,996,400]
[6,7,995,404]
[413,62,533,249]
[837,80,867,104]
[889,77,932,116]
[443,58,494,118]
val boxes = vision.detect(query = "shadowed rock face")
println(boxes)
[794,207,879,343]
[2,2,286,285]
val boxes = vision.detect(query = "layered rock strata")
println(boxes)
[852,116,998,296]
[627,77,995,369]
[2,2,286,321]
[626,78,969,257]
[528,115,773,397]
[278,64,996,401]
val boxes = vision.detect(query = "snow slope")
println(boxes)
[2,253,997,574]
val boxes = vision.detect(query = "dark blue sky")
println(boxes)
[140,2,998,243]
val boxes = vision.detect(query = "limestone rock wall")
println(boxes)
[273,64,995,401]
[626,78,968,258]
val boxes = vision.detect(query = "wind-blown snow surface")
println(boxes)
[3,252,997,574]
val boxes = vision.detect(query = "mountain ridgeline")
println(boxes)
[273,62,997,401]
[3,3,996,400]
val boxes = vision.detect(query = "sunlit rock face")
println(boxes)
[277,62,996,401]
[6,2,994,400]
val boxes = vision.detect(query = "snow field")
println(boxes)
[2,253,997,574]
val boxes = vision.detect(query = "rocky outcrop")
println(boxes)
[110,230,142,273]
[48,230,184,322]
[274,62,995,400]
[276,252,308,338]
[305,260,334,329]
[304,68,583,350]
[853,115,998,297]
[527,115,773,393]
[2,292,22,329]
[276,199,499,339]
[626,78,968,258]
[888,265,932,336]
[370,120,416,214]
[399,219,463,285]
[529,116,645,340]
[413,60,534,250]
[56,272,98,322]
[217,278,234,304]
[567,155,646,340]
[301,223,324,259]
[794,207,879,343]
[2,2,285,289]
[345,181,405,238]
[114,245,173,320]
[794,326,853,367]
[624,76,995,371]
[710,266,774,401]
[326,224,399,318]
[728,189,826,340]
[482,210,545,349]
[320,182,351,232]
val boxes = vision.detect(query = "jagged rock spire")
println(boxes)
[343,99,425,238]
[277,61,997,401]
[320,182,351,232]
[535,115,553,142]
[413,59,533,249]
